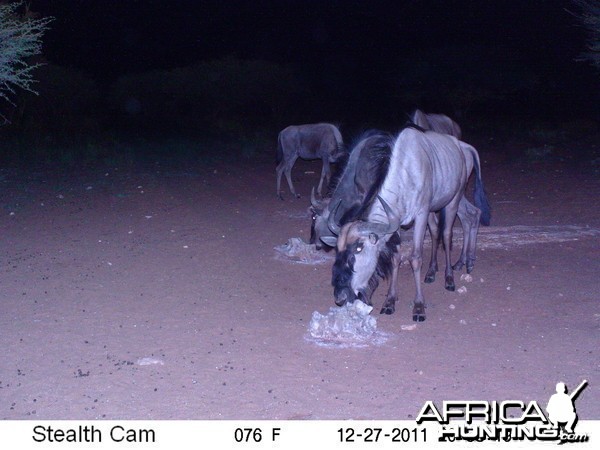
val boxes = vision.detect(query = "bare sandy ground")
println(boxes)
[1,139,599,420]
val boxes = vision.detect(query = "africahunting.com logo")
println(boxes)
[416,380,589,444]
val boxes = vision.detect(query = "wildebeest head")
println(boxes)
[329,197,399,306]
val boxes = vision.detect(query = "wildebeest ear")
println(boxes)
[320,236,338,247]
[368,233,378,244]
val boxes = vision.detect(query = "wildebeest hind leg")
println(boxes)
[442,201,460,292]
[466,204,482,273]
[453,198,480,272]
[424,213,439,283]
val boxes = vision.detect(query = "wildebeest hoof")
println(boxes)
[380,305,395,315]
[380,296,396,315]
[445,276,456,291]
[452,260,465,271]
[424,273,436,283]
[412,304,426,322]
[466,263,474,274]
[294,193,301,199]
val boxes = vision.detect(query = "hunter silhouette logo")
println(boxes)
[416,379,590,443]
[546,380,587,435]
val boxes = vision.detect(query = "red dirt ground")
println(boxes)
[1,136,598,420]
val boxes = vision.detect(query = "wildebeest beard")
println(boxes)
[331,246,357,306]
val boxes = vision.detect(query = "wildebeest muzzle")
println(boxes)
[334,286,356,306]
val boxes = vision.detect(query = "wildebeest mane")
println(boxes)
[327,129,378,194]
[337,130,393,225]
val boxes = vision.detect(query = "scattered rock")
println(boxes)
[137,357,164,366]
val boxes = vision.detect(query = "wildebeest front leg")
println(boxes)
[381,239,402,315]
[410,212,428,322]
[424,212,440,283]
[276,161,285,200]
[282,155,300,198]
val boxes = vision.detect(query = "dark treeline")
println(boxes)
[2,54,597,148]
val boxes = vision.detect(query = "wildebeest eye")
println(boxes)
[356,244,363,253]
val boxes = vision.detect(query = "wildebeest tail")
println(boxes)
[468,147,491,226]
[276,133,283,165]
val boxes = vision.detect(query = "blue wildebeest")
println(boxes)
[276,123,345,200]
[313,127,489,279]
[408,110,489,274]
[411,109,462,139]
[321,127,491,322]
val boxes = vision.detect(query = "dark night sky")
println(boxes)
[31,0,599,123]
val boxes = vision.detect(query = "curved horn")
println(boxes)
[310,187,323,210]
[327,199,342,235]
[363,195,400,236]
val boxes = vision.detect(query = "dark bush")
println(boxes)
[5,64,101,143]
[108,57,307,136]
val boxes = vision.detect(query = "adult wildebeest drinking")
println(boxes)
[276,123,345,200]
[411,109,462,139]
[322,127,491,322]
